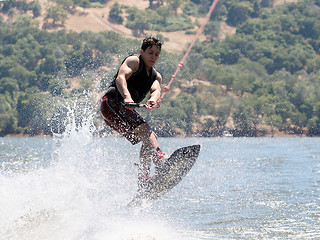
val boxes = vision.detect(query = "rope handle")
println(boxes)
[121,102,158,109]
[121,102,147,108]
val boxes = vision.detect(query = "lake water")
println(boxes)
[1,133,320,239]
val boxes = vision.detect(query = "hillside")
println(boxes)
[31,0,210,53]
[0,0,299,52]
[36,0,299,52]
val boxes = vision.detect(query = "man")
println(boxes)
[100,36,165,190]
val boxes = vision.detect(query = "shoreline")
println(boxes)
[1,133,314,138]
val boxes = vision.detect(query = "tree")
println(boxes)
[148,0,156,9]
[306,55,320,73]
[0,77,19,98]
[252,0,260,18]
[79,0,90,9]
[13,14,40,28]
[15,36,41,70]
[44,5,68,26]
[215,69,235,91]
[210,0,227,21]
[0,114,16,136]
[125,9,150,36]
[167,0,183,15]
[16,88,53,135]
[298,17,320,39]
[48,78,66,96]
[204,21,220,40]
[52,0,75,12]
[109,3,123,24]
[156,5,170,25]
[273,50,303,74]
[7,8,16,21]
[10,64,37,91]
[307,116,320,135]
[30,1,41,18]
[0,57,17,79]
[39,54,64,75]
[261,0,274,8]
[274,101,296,123]
[233,98,259,137]
[227,2,252,26]
[232,73,255,96]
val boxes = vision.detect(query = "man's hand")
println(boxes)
[124,98,135,110]
[146,99,157,109]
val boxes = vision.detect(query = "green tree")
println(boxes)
[274,101,296,123]
[261,0,274,8]
[148,0,156,9]
[38,54,64,75]
[16,88,53,135]
[233,97,258,136]
[306,55,320,73]
[0,57,17,79]
[167,0,183,15]
[298,17,320,39]
[48,78,66,96]
[45,5,68,25]
[204,21,220,41]
[79,0,90,9]
[227,2,252,26]
[52,0,75,12]
[0,77,19,98]
[30,1,42,17]
[0,113,16,136]
[215,69,235,91]
[109,3,123,24]
[126,10,150,36]
[307,116,320,135]
[156,5,170,25]
[232,73,255,96]
[10,64,37,91]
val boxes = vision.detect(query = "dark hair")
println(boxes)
[141,36,162,51]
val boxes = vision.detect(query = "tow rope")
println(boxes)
[155,0,219,107]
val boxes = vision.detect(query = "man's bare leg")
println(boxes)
[134,123,160,190]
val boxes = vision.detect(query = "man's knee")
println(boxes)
[134,123,153,140]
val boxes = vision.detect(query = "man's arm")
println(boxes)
[146,71,162,108]
[115,56,139,104]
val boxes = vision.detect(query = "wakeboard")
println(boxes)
[129,144,200,206]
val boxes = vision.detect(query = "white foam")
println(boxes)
[0,100,199,240]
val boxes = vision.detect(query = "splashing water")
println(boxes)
[2,104,320,239]
[0,99,200,240]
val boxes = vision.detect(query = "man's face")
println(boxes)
[140,45,161,68]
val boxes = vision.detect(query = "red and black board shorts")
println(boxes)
[100,95,146,145]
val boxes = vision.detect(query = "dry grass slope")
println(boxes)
[34,0,227,52]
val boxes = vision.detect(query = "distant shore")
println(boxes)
[1,132,312,138]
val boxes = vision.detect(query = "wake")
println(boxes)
[0,99,201,240]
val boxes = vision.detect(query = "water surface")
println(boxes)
[1,136,319,239]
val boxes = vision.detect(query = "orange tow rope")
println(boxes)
[155,0,219,107]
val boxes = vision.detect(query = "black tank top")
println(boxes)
[107,55,157,103]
